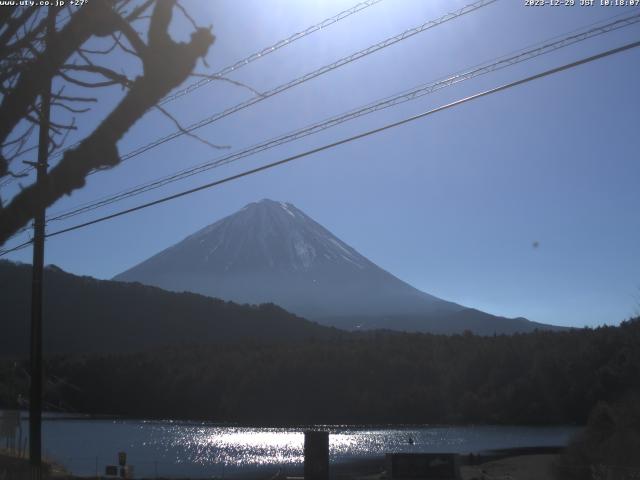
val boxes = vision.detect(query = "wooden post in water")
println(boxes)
[304,431,329,480]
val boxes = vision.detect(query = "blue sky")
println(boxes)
[2,0,639,328]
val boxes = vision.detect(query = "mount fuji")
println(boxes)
[114,199,559,334]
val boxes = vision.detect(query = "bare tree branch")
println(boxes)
[125,0,156,22]
[0,1,122,154]
[61,64,133,88]
[190,72,264,97]
[49,118,76,154]
[79,37,120,56]
[4,169,30,179]
[176,1,199,30]
[52,102,91,114]
[113,17,147,57]
[0,0,215,245]
[0,8,39,55]
[57,70,124,89]
[110,32,139,57]
[51,93,98,103]
[155,104,230,151]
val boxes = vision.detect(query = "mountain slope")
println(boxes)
[0,260,338,357]
[115,199,559,334]
[115,199,464,319]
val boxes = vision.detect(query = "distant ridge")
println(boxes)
[115,199,562,334]
[0,260,338,357]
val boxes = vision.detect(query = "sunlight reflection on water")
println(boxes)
[171,428,306,466]
[139,423,573,468]
[32,418,580,478]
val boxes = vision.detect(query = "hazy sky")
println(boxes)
[2,0,639,328]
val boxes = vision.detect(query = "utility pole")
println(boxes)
[29,6,55,478]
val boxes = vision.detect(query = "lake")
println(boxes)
[13,416,580,478]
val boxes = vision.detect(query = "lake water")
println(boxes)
[15,417,579,478]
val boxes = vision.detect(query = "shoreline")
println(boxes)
[0,408,584,430]
[2,448,565,480]
[4,409,582,430]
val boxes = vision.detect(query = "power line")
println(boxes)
[0,0,497,246]
[1,0,497,189]
[41,0,506,222]
[44,11,640,224]
[103,0,497,168]
[0,0,385,187]
[0,238,32,256]
[2,38,638,257]
[159,0,385,105]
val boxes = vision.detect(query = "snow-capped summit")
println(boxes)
[186,199,369,273]
[114,199,555,334]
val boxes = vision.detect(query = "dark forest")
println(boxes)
[2,318,638,426]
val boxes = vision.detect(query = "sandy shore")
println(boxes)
[460,454,558,480]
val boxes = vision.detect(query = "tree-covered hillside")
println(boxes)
[0,260,339,357]
[1,318,638,425]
